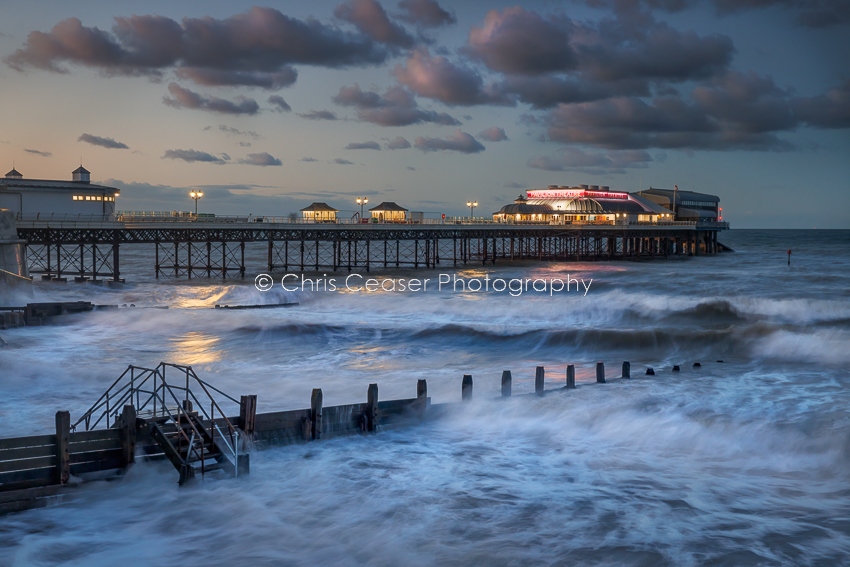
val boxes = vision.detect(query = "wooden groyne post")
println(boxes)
[501,370,512,397]
[462,375,473,401]
[366,384,379,432]
[310,388,322,440]
[596,362,606,383]
[566,365,576,389]
[535,367,545,396]
[622,361,631,379]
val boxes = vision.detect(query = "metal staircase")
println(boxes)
[74,362,247,484]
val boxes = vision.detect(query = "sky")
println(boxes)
[1,0,848,228]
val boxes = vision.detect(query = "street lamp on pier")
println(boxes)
[467,200,478,219]
[356,197,369,221]
[189,191,203,215]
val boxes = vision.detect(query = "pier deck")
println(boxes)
[15,217,729,282]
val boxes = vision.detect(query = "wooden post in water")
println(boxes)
[535,366,545,396]
[310,388,322,440]
[55,411,70,485]
[239,395,257,436]
[416,379,428,415]
[596,362,606,383]
[462,374,473,401]
[121,404,136,467]
[501,370,512,397]
[366,383,379,432]
[622,361,631,379]
[566,365,576,389]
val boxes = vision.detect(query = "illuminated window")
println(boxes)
[96,196,102,201]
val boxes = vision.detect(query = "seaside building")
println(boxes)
[0,166,119,216]
[300,202,338,222]
[369,202,408,222]
[634,188,720,221]
[494,185,673,224]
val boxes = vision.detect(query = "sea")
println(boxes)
[0,229,848,566]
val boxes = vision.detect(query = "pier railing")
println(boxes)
[16,211,703,228]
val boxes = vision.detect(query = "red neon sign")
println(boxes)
[526,189,628,200]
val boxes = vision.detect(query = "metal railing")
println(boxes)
[14,211,723,229]
[73,362,241,475]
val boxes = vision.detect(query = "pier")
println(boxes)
[14,214,730,282]
[1,358,699,514]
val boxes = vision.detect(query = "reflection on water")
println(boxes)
[168,331,223,365]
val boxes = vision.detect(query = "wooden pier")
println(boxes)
[2,359,664,514]
[14,218,730,282]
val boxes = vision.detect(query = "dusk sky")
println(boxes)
[1,0,848,228]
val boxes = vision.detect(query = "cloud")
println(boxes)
[545,72,800,151]
[299,109,338,120]
[175,67,297,89]
[386,136,412,149]
[25,148,52,157]
[218,125,260,139]
[6,8,390,88]
[504,182,526,189]
[335,0,415,48]
[268,95,292,112]
[334,158,355,164]
[163,83,259,115]
[466,7,576,75]
[478,126,508,142]
[792,79,850,129]
[163,149,228,164]
[414,129,485,153]
[397,0,456,27]
[345,141,381,150]
[528,148,654,174]
[300,157,319,162]
[332,83,459,126]
[78,133,129,149]
[393,47,514,106]
[406,165,415,170]
[239,152,282,166]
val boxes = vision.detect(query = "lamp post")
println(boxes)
[467,200,478,219]
[189,191,203,215]
[356,197,369,222]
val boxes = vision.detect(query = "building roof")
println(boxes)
[638,187,720,203]
[628,194,674,214]
[300,202,338,212]
[369,201,408,212]
[73,166,90,174]
[5,168,22,178]
[0,178,117,192]
[495,203,553,215]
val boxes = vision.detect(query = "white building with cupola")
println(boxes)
[0,165,120,218]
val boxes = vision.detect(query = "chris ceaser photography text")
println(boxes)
[254,273,593,296]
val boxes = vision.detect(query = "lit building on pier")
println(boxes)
[494,185,673,224]
[0,166,119,216]
[634,188,721,222]
[369,202,408,222]
[300,202,338,222]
